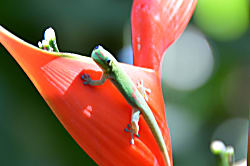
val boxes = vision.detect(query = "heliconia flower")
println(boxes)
[132,0,198,72]
[0,0,197,165]
[0,26,170,166]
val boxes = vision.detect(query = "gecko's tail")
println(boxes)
[162,148,171,166]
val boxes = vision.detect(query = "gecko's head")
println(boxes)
[91,45,116,71]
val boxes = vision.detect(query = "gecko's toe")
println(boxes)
[125,124,137,144]
[81,74,91,85]
[81,74,87,80]
[81,75,85,80]
[124,128,130,132]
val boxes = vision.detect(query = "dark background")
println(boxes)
[0,0,249,165]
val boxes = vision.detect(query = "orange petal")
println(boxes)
[131,0,198,72]
[0,26,172,166]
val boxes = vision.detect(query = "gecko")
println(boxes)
[37,27,171,166]
[81,45,171,166]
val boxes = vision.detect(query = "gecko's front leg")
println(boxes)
[125,108,140,144]
[81,73,108,86]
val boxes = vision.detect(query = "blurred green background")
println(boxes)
[0,0,249,165]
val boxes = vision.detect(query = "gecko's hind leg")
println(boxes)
[124,124,135,144]
[125,80,151,145]
[125,109,140,144]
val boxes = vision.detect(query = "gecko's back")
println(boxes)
[110,59,170,165]
[91,46,171,166]
[110,61,146,109]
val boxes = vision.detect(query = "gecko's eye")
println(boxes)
[95,45,100,50]
[106,58,111,65]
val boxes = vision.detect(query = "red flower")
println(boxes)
[0,0,197,165]
[132,0,198,72]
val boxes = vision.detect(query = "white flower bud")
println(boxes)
[44,27,56,41]
[226,146,234,155]
[38,41,42,48]
[210,140,226,154]
[42,40,49,47]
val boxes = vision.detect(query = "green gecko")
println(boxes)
[81,45,171,166]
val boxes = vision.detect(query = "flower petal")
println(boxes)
[131,0,198,72]
[0,26,172,166]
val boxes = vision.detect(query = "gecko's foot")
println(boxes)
[137,80,151,102]
[124,124,139,144]
[81,73,92,85]
[124,124,131,132]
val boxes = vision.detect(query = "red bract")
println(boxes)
[0,0,197,165]
[132,0,198,72]
[0,26,171,166]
